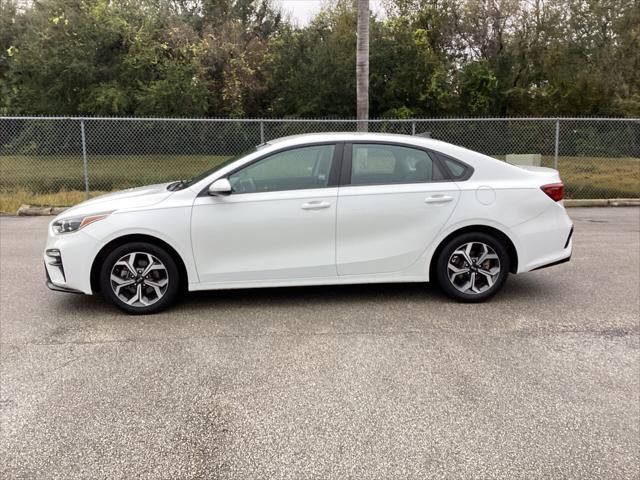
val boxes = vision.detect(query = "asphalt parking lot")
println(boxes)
[1,207,639,479]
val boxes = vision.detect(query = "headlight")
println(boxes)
[51,212,111,235]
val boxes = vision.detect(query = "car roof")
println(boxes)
[258,132,528,182]
[263,132,444,150]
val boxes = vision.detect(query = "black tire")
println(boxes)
[435,232,510,303]
[99,242,180,314]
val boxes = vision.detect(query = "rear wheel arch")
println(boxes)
[90,234,189,294]
[429,225,519,279]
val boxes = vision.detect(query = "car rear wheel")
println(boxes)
[99,242,180,314]
[436,232,510,302]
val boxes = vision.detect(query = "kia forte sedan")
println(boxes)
[44,133,573,313]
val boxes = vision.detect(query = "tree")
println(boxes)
[0,0,637,118]
[266,3,358,117]
[356,0,369,129]
[0,0,19,114]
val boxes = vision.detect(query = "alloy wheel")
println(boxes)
[110,252,169,307]
[447,242,501,294]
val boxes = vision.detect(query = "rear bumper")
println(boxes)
[530,223,572,270]
[512,203,574,273]
[531,253,571,271]
[564,225,574,249]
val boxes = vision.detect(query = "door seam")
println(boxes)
[334,187,340,276]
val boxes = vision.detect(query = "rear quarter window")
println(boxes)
[436,153,473,181]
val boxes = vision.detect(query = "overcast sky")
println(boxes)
[277,0,386,26]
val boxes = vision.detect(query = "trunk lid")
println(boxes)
[515,165,561,183]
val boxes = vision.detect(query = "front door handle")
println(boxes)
[301,201,331,210]
[425,195,454,204]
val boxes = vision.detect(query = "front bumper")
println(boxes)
[45,263,83,294]
[43,225,98,295]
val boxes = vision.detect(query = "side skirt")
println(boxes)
[188,274,427,292]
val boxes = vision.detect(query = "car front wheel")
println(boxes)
[99,242,180,314]
[436,232,510,302]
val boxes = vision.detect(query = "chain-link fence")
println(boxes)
[1,117,638,201]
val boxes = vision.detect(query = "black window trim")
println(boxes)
[338,140,474,187]
[198,141,344,196]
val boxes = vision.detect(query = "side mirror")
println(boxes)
[208,178,232,195]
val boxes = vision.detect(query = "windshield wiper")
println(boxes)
[167,180,188,191]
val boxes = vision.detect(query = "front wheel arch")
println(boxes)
[429,225,518,281]
[90,234,189,294]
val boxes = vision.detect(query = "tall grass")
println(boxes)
[0,190,108,214]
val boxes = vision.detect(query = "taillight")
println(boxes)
[541,182,564,202]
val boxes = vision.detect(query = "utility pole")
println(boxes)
[356,0,369,132]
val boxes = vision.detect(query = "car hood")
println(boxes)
[57,182,174,218]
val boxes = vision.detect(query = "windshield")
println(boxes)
[185,148,258,187]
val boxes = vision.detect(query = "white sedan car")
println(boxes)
[44,133,573,313]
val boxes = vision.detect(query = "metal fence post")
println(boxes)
[554,118,560,171]
[260,121,265,144]
[80,119,89,199]
[411,120,416,135]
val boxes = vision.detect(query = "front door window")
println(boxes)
[229,144,336,194]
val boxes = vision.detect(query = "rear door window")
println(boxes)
[350,144,445,186]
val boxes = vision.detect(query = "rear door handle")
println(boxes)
[425,195,454,204]
[301,201,331,210]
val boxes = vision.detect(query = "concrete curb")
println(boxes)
[12,198,640,216]
[564,198,640,207]
[17,205,69,216]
